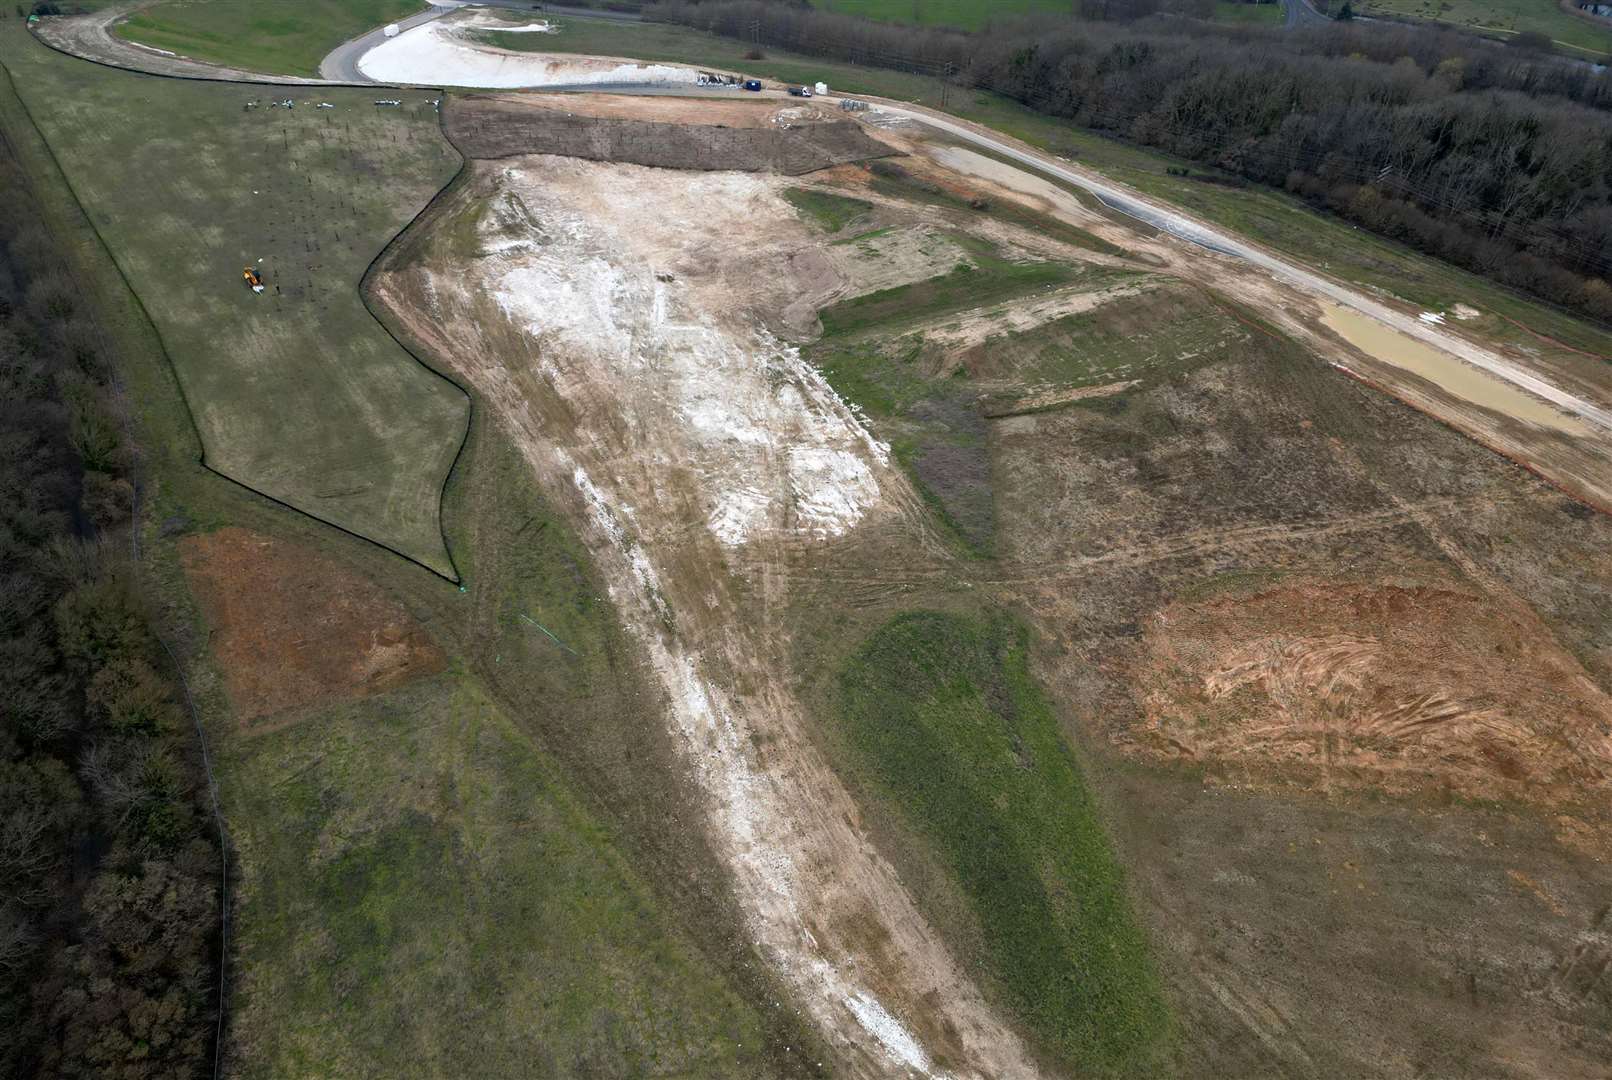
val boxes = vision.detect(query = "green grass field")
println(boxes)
[835,611,1169,1073]
[813,0,1067,30]
[1355,0,1612,57]
[1213,0,1285,24]
[974,280,1251,394]
[225,671,767,1078]
[817,0,1290,27]
[0,26,468,575]
[115,0,424,77]
[807,232,1085,553]
[783,187,875,233]
[0,30,813,1073]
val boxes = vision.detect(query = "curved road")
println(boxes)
[320,0,642,81]
[1283,0,1335,29]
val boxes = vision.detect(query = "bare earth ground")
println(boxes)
[1130,578,1612,807]
[23,9,1612,1070]
[362,84,1612,1076]
[375,155,1035,1077]
[179,526,446,728]
[444,93,892,174]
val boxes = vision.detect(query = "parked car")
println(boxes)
[743,79,762,92]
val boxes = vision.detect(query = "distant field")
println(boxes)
[813,0,1068,30]
[835,611,1169,1073]
[1355,0,1612,56]
[1214,0,1285,23]
[115,0,423,77]
[816,0,1287,27]
[0,27,468,575]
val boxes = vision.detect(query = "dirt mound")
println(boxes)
[180,527,445,727]
[446,96,894,175]
[1128,579,1612,805]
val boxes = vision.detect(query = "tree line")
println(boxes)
[654,1,1612,321]
[0,121,220,1077]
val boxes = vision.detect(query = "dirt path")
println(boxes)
[373,158,1036,1079]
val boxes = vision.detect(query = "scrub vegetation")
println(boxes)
[0,60,219,1078]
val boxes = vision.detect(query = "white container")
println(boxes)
[814,82,828,96]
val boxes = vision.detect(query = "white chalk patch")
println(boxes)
[482,20,558,33]
[357,15,698,88]
[484,175,887,548]
[846,993,934,1075]
[788,448,880,539]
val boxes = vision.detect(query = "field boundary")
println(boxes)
[4,26,474,582]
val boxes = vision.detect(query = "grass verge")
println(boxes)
[115,0,424,77]
[835,610,1169,1074]
[783,185,874,233]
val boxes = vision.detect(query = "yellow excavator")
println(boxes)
[243,265,264,294]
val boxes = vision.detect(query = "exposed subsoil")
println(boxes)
[374,156,1037,1078]
[178,526,446,728]
[445,92,894,174]
[1128,578,1612,807]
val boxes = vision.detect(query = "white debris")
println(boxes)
[482,173,887,548]
[482,19,558,33]
[1418,310,1446,325]
[846,992,934,1075]
[357,14,700,88]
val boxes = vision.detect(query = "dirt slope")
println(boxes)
[375,157,1035,1078]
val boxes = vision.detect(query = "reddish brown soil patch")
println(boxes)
[1128,579,1612,807]
[180,527,446,727]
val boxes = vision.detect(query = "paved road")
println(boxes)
[1282,0,1334,28]
[857,99,1612,433]
[320,2,454,82]
[320,0,643,81]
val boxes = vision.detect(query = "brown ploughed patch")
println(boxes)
[1128,579,1612,806]
[180,527,446,727]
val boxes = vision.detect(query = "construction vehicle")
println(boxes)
[243,266,264,294]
